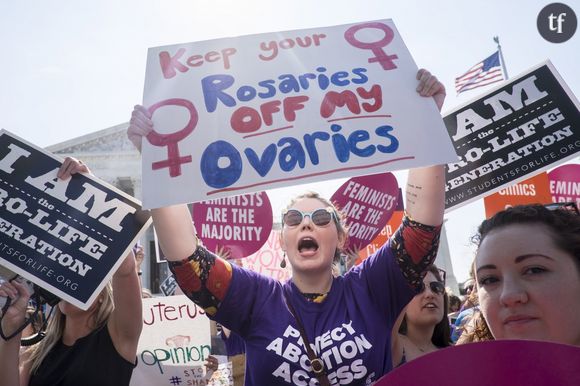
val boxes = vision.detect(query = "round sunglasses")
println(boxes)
[420,281,445,296]
[282,208,336,227]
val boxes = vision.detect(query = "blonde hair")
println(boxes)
[24,283,115,374]
[455,284,494,344]
[456,309,494,344]
[283,191,348,262]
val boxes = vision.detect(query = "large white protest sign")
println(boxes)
[141,19,456,209]
[131,295,212,386]
[443,61,580,211]
[0,130,151,310]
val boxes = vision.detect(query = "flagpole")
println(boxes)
[493,36,509,80]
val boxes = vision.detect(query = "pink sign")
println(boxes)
[548,164,580,206]
[241,230,292,282]
[193,192,272,259]
[330,172,399,250]
[376,340,580,386]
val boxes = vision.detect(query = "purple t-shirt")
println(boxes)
[213,242,414,386]
[220,329,246,356]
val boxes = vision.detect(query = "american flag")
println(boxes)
[455,51,504,94]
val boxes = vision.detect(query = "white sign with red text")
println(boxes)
[141,19,455,208]
[130,295,212,386]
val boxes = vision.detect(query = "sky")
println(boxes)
[1,0,578,282]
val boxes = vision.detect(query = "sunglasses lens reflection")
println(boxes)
[283,210,303,226]
[429,281,445,295]
[311,209,332,226]
[425,281,445,295]
[283,209,333,227]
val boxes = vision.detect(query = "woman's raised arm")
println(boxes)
[405,69,446,227]
[127,106,231,318]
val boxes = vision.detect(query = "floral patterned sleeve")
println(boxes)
[390,213,442,291]
[168,245,233,316]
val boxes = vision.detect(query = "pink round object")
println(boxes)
[548,164,580,206]
[193,192,272,259]
[330,172,399,250]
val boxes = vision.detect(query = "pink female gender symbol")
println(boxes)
[146,98,198,177]
[344,22,398,71]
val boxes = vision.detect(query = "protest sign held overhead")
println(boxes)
[0,130,151,310]
[548,163,580,206]
[483,172,553,218]
[131,295,212,386]
[192,192,272,259]
[331,172,399,250]
[443,60,580,211]
[140,19,456,209]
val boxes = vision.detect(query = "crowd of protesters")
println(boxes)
[1,66,579,385]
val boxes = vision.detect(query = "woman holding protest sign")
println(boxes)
[0,158,143,386]
[391,265,451,367]
[459,203,580,346]
[127,69,446,385]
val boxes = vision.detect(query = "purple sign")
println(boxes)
[330,172,399,250]
[376,340,580,386]
[192,192,272,259]
[548,163,580,206]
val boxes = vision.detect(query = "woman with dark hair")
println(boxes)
[460,202,580,345]
[448,294,461,314]
[391,265,451,366]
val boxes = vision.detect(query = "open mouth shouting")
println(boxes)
[298,237,319,256]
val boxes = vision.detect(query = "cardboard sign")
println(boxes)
[483,172,553,218]
[241,230,292,282]
[141,19,456,209]
[131,295,212,386]
[193,192,272,259]
[0,130,151,310]
[548,163,580,206]
[375,340,580,386]
[444,61,580,211]
[331,172,399,250]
